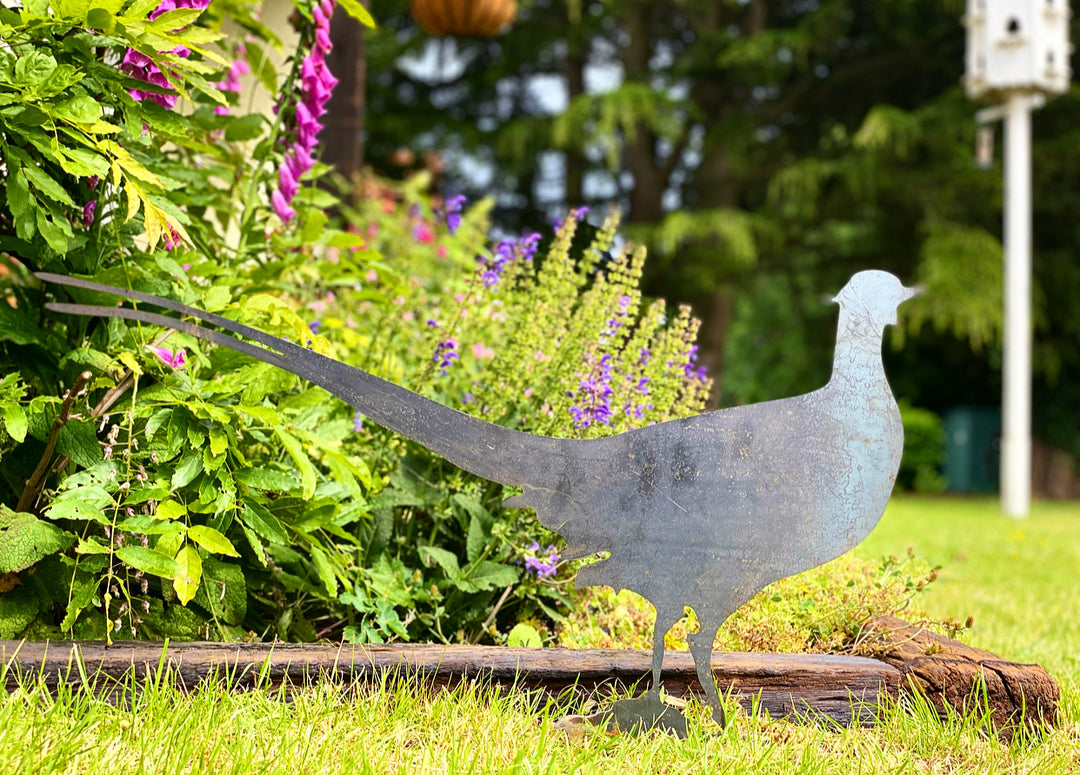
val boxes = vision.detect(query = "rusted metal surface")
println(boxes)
[38,270,919,735]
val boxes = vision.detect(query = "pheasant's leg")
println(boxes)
[649,606,684,694]
[687,621,726,727]
[585,605,689,737]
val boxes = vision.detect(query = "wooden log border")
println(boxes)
[0,617,1058,734]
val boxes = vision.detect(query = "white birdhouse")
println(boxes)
[964,0,1073,99]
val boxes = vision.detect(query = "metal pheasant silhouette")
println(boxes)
[38,269,919,735]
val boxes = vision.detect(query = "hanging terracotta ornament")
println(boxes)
[409,0,516,38]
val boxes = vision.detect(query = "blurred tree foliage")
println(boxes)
[352,0,1080,455]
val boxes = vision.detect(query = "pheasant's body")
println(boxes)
[511,373,903,618]
[38,269,918,735]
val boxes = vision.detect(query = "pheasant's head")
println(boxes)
[833,270,921,328]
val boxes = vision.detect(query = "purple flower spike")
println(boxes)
[568,352,615,429]
[441,195,467,235]
[433,338,460,375]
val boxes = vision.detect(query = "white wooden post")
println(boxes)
[1001,93,1033,517]
[964,0,1072,517]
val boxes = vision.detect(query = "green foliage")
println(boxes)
[0,0,382,643]
[557,548,944,655]
[898,402,946,494]
[0,505,75,574]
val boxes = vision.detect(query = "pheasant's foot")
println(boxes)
[555,691,687,739]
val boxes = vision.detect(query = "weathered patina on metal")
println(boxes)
[37,270,919,736]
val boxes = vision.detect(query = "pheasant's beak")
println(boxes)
[900,284,923,302]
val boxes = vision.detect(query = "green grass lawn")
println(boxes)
[3,497,1079,774]
[860,497,1080,684]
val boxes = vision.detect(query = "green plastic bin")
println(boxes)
[942,406,1001,494]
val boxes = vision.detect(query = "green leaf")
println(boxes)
[85,6,115,30]
[75,537,111,554]
[274,427,316,499]
[172,544,201,605]
[419,545,460,578]
[8,168,31,220]
[238,404,280,425]
[36,209,69,253]
[0,587,41,639]
[0,402,27,443]
[171,448,203,488]
[466,513,489,564]
[54,94,103,125]
[241,499,289,544]
[23,164,76,205]
[154,531,184,561]
[234,466,299,492]
[202,285,232,312]
[14,49,56,87]
[54,420,101,468]
[121,0,159,21]
[223,114,264,142]
[336,0,375,27]
[59,146,110,178]
[0,294,41,346]
[116,545,185,579]
[187,525,239,557]
[457,561,517,594]
[115,515,185,535]
[155,500,186,520]
[300,210,329,244]
[46,485,112,522]
[0,505,76,573]
[310,545,337,597]
[244,42,277,92]
[149,7,204,28]
[208,425,228,456]
[60,573,99,632]
[507,623,542,648]
[193,557,246,625]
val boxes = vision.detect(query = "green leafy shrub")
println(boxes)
[898,402,946,493]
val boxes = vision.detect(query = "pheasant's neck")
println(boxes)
[827,314,888,394]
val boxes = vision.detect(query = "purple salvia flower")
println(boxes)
[433,338,459,375]
[353,411,364,432]
[568,353,615,429]
[441,195,466,234]
[82,200,97,228]
[683,344,708,381]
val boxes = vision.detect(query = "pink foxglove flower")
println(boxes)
[273,0,338,223]
[121,0,211,109]
[149,346,186,369]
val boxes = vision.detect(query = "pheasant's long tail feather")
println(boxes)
[36,272,565,488]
